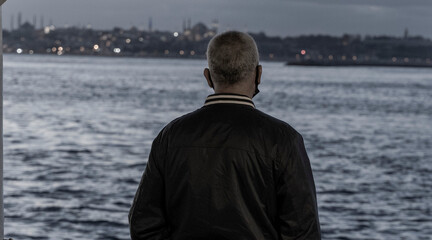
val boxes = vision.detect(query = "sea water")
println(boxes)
[3,54,432,239]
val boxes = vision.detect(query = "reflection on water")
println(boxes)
[3,54,432,239]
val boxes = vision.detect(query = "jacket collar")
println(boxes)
[204,93,255,108]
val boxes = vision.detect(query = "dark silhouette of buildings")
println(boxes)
[2,21,432,66]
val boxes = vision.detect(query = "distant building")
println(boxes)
[182,19,186,32]
[33,15,37,29]
[211,19,219,34]
[148,17,153,32]
[18,12,22,28]
[10,14,14,30]
[40,16,44,29]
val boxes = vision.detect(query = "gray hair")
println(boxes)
[206,31,259,85]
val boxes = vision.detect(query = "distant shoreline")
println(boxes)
[2,52,283,62]
[5,53,432,68]
[287,59,432,68]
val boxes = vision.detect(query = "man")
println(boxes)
[129,31,321,240]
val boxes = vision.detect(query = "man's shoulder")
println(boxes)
[255,109,295,129]
[155,108,201,138]
[161,106,300,141]
[163,108,201,129]
[254,109,302,139]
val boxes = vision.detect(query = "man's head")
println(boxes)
[204,31,262,98]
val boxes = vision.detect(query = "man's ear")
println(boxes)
[256,65,262,85]
[204,68,214,88]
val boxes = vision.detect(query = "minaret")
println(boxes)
[32,15,37,28]
[10,14,13,30]
[148,17,152,32]
[17,12,22,28]
[211,19,219,33]
[183,19,186,32]
[40,15,44,29]
[187,18,191,30]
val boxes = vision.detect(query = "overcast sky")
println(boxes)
[2,0,432,38]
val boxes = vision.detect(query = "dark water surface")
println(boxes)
[3,54,432,239]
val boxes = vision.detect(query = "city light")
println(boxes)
[93,44,100,51]
[29,50,34,54]
[57,46,64,55]
[52,47,57,52]
[125,38,131,44]
[392,57,397,62]
[352,56,357,61]
[300,49,306,55]
[164,50,170,55]
[179,50,185,55]
[190,50,195,56]
[328,55,334,60]
[113,48,121,53]
[404,58,409,63]
[173,32,179,37]
[44,26,50,34]
[342,56,346,61]
[16,48,23,54]
[80,46,85,52]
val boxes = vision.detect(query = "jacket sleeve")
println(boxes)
[129,132,170,240]
[276,132,321,240]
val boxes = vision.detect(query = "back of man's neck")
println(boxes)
[213,89,253,99]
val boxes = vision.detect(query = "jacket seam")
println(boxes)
[167,145,276,160]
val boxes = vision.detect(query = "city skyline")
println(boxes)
[2,0,432,38]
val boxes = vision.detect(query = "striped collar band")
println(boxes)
[204,93,255,108]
